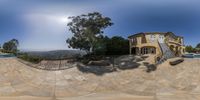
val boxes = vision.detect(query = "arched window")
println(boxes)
[141,46,156,55]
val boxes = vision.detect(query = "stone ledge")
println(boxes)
[169,58,184,66]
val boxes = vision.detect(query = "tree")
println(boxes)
[93,36,109,55]
[196,43,200,48]
[185,45,195,53]
[66,12,113,53]
[105,36,129,55]
[3,39,19,53]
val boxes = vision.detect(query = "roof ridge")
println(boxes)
[128,32,183,38]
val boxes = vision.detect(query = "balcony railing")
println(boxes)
[168,40,183,46]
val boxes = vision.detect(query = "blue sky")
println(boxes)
[0,0,200,51]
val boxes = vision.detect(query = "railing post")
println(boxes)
[59,59,61,70]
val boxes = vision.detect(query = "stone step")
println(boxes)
[157,42,175,65]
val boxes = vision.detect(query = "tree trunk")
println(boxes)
[89,46,93,53]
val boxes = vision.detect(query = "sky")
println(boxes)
[0,0,200,51]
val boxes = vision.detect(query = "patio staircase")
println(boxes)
[156,42,175,64]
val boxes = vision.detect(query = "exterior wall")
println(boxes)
[145,34,166,43]
[137,42,162,55]
[129,36,162,55]
[137,37,142,45]
[166,35,185,56]
[165,35,183,45]
[129,33,185,56]
[146,34,155,43]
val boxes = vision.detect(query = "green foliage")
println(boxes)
[185,45,195,53]
[85,36,129,55]
[196,43,200,48]
[1,49,15,53]
[17,53,43,64]
[79,54,104,64]
[92,36,108,55]
[196,48,200,53]
[105,36,129,55]
[3,39,19,53]
[66,12,113,53]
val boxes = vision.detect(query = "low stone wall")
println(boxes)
[169,58,184,66]
[17,58,76,71]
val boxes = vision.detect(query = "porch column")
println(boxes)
[129,39,132,55]
[129,47,132,55]
[137,48,141,55]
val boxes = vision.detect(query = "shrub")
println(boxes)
[17,53,43,64]
[1,49,14,54]
[78,54,105,64]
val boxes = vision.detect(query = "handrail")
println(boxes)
[154,40,171,64]
[168,40,182,46]
[154,41,161,64]
[154,53,161,64]
[154,51,168,64]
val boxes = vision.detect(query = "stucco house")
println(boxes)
[128,32,185,62]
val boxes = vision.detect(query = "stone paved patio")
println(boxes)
[0,58,200,100]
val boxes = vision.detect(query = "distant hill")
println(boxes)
[20,50,87,60]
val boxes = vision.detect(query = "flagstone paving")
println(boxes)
[0,58,200,100]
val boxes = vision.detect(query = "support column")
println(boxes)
[129,47,132,55]
[129,39,132,55]
[137,47,141,55]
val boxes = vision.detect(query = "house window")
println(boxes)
[131,38,137,44]
[150,35,156,42]
[141,47,156,55]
